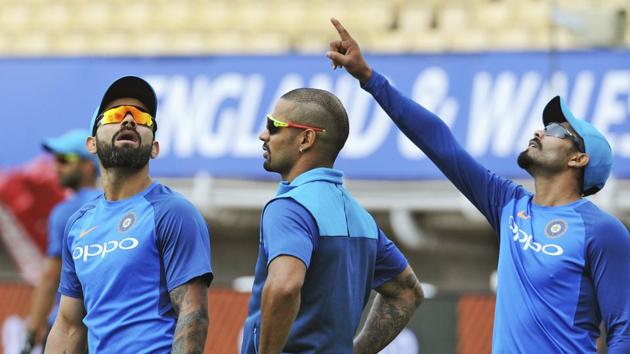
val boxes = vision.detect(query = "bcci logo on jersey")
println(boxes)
[545,219,568,239]
[508,216,564,256]
[72,238,139,262]
[119,212,136,233]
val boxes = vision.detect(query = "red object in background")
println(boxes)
[0,157,66,254]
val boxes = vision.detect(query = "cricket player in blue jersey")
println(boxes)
[326,18,630,354]
[241,88,423,354]
[21,130,99,354]
[45,76,213,354]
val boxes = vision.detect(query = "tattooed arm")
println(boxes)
[353,266,423,354]
[169,276,209,354]
[44,296,87,354]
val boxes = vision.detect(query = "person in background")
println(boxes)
[21,130,99,354]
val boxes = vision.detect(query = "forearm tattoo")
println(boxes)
[355,273,423,354]
[170,282,209,354]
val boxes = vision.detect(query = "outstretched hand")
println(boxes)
[326,17,373,83]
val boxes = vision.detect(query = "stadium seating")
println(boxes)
[0,0,627,55]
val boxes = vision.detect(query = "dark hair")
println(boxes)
[280,88,349,159]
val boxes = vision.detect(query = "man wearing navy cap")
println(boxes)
[21,130,99,354]
[327,18,629,353]
[45,76,213,354]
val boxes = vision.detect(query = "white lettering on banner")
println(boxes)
[147,69,629,165]
[233,75,265,157]
[149,75,197,157]
[399,67,459,159]
[72,238,139,262]
[508,216,563,256]
[467,71,540,157]
[592,70,630,156]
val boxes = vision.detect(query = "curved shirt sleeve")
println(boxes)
[58,211,85,298]
[47,204,66,257]
[372,229,408,289]
[362,71,527,233]
[154,198,213,291]
[262,198,317,268]
[585,217,630,353]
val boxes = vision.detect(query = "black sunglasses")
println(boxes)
[544,123,584,152]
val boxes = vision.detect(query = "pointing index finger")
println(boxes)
[330,17,352,41]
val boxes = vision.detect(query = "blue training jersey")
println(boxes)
[59,182,212,354]
[363,71,630,353]
[242,168,408,354]
[46,187,100,326]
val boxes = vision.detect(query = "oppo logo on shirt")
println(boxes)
[508,217,564,256]
[72,238,139,262]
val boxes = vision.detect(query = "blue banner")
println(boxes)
[1,51,629,180]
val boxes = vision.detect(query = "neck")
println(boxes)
[283,159,333,183]
[532,173,582,206]
[100,165,152,201]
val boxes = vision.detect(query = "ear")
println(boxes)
[298,130,317,153]
[86,136,97,154]
[150,140,160,159]
[568,152,589,168]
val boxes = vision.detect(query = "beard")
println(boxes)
[517,149,534,171]
[96,131,152,170]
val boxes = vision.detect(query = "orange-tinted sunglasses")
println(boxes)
[97,105,154,128]
[266,114,326,135]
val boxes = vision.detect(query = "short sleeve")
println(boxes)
[262,198,317,268]
[155,198,213,292]
[372,229,408,289]
[58,213,84,298]
[47,204,66,257]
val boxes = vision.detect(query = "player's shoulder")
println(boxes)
[576,201,629,242]
[144,183,201,217]
[264,197,312,219]
[65,199,99,231]
[52,191,100,218]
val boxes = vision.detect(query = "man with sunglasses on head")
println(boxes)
[45,76,213,354]
[241,88,423,354]
[21,130,99,354]
[326,18,630,354]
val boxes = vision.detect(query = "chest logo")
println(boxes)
[545,219,568,239]
[79,226,98,238]
[118,212,136,233]
[517,210,530,220]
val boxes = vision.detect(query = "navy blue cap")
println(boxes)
[543,96,612,196]
[90,76,157,136]
[42,129,97,163]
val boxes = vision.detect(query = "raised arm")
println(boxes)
[354,266,423,354]
[44,295,87,354]
[169,277,209,354]
[326,17,523,230]
[259,256,307,354]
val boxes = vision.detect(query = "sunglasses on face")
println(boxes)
[55,153,81,165]
[266,114,326,135]
[544,123,584,152]
[96,105,154,129]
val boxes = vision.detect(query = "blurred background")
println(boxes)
[0,0,628,353]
